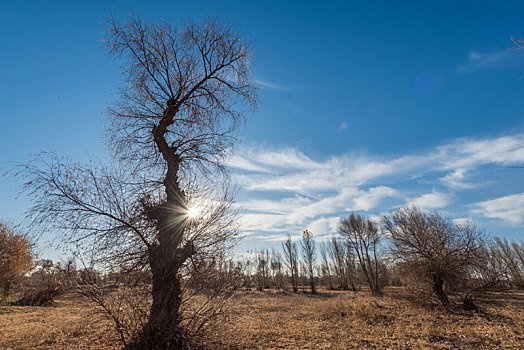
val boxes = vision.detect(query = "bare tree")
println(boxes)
[19,14,257,349]
[383,207,486,306]
[338,214,383,296]
[0,221,33,301]
[319,242,333,290]
[282,234,299,293]
[270,249,285,290]
[301,230,316,294]
[493,237,524,288]
[328,237,356,290]
[255,249,270,291]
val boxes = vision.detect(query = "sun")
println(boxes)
[187,206,199,219]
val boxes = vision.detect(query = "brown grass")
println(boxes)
[1,287,523,349]
[0,293,119,349]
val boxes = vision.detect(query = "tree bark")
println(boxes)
[128,100,196,348]
[432,275,449,305]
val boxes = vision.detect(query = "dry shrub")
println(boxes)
[14,259,75,306]
[77,270,150,347]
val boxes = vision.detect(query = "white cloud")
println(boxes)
[453,217,474,226]
[407,190,453,209]
[437,135,524,171]
[439,169,473,189]
[306,216,340,236]
[472,193,524,225]
[228,154,273,173]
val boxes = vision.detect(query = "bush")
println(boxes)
[0,221,33,302]
[14,259,76,306]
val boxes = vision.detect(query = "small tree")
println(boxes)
[0,221,33,301]
[338,214,383,296]
[383,207,485,306]
[282,234,299,293]
[301,230,316,294]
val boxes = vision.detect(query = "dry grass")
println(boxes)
[0,292,119,349]
[208,287,524,349]
[1,287,523,349]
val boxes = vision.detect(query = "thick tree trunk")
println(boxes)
[129,101,196,348]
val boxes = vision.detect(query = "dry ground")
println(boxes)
[1,288,523,349]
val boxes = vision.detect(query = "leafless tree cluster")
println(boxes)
[491,237,524,288]
[338,214,384,296]
[323,238,357,290]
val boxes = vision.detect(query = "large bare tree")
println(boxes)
[383,207,485,306]
[20,14,257,349]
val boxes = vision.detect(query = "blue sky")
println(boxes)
[1,1,523,258]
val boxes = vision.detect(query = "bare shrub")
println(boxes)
[77,269,151,347]
[15,259,76,306]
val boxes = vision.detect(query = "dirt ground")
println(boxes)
[1,288,523,349]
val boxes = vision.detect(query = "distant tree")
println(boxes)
[270,249,285,290]
[319,242,334,289]
[282,234,299,293]
[19,13,257,349]
[328,237,356,290]
[255,249,270,291]
[0,221,33,300]
[493,237,524,288]
[383,207,486,306]
[301,230,316,294]
[338,214,383,296]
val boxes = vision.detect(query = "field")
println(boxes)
[1,287,523,349]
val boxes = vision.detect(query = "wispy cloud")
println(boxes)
[457,48,522,72]
[255,79,287,90]
[233,133,524,242]
[472,193,524,225]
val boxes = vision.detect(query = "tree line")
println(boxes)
[240,208,524,311]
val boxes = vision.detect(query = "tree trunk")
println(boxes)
[432,275,449,305]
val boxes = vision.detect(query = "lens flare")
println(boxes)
[187,207,199,218]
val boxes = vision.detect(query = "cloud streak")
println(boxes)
[232,133,524,242]
[457,48,522,72]
[472,193,524,225]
